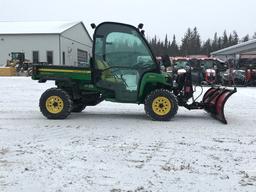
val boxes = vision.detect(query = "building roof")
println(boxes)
[0,21,82,34]
[211,39,256,56]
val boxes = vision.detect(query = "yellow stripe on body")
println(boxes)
[38,68,91,74]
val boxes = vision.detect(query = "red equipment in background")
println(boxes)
[245,68,256,85]
[204,68,216,84]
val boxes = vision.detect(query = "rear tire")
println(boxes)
[144,89,178,121]
[39,88,72,119]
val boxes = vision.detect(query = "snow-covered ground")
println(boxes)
[0,77,256,192]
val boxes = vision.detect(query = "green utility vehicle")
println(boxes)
[32,22,235,123]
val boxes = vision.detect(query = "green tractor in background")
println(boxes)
[32,22,236,123]
[6,52,33,76]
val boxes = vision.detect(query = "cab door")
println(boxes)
[92,22,158,102]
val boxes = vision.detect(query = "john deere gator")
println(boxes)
[32,22,236,123]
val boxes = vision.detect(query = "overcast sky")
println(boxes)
[0,0,255,43]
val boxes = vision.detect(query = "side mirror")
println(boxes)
[138,23,144,29]
[91,23,96,29]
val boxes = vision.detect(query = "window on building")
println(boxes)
[62,52,65,65]
[32,51,39,64]
[77,49,88,67]
[47,51,53,64]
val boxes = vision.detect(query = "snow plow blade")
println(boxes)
[202,87,237,124]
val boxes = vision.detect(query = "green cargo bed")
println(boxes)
[32,64,91,81]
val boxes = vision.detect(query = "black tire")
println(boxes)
[222,79,228,86]
[144,89,178,121]
[72,102,86,113]
[39,88,72,119]
[27,68,33,76]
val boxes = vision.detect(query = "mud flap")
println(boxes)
[202,87,237,124]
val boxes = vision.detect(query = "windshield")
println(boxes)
[202,60,214,69]
[11,53,24,61]
[105,32,153,67]
[94,23,156,69]
[174,60,189,69]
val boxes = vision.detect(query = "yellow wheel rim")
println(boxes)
[152,96,172,116]
[45,96,64,114]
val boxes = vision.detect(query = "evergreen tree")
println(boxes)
[192,27,201,54]
[164,34,168,48]
[242,34,250,42]
[151,35,158,54]
[222,30,228,48]
[252,32,256,39]
[163,34,169,55]
[169,35,179,56]
[218,37,222,49]
[167,40,171,55]
[212,32,219,51]
[228,34,232,46]
[201,39,212,55]
[180,27,193,56]
[147,27,244,57]
[232,31,239,45]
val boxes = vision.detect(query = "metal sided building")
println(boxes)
[0,21,92,67]
[211,39,256,61]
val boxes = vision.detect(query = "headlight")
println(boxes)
[177,69,186,75]
[166,67,172,73]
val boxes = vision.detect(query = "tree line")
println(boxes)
[148,28,256,57]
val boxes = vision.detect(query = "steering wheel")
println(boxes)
[110,68,128,87]
[132,62,151,69]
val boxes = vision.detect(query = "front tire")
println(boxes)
[39,88,72,119]
[144,89,178,121]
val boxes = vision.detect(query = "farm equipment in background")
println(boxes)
[221,69,246,86]
[245,67,256,85]
[173,58,190,71]
[190,58,228,85]
[238,58,256,86]
[32,22,236,124]
[161,57,222,85]
[198,58,217,84]
[6,52,33,76]
[189,58,205,85]
[173,58,216,85]
[204,69,216,84]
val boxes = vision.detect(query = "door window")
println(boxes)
[93,23,156,101]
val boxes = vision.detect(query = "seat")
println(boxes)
[96,60,122,83]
